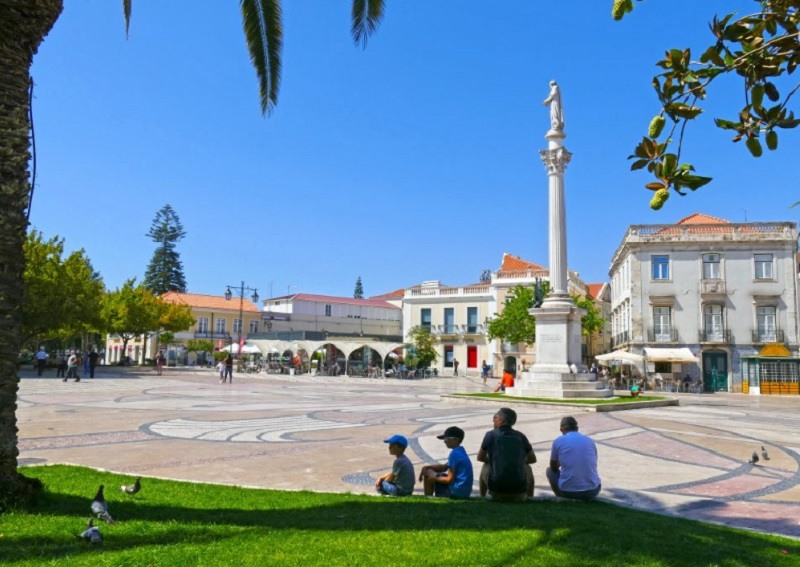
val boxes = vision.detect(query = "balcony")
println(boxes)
[752,329,785,343]
[700,280,726,296]
[699,329,733,343]
[647,328,680,343]
[193,331,232,340]
[462,324,485,335]
[611,331,629,348]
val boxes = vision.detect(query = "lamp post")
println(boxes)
[224,281,259,360]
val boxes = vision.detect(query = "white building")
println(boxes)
[609,213,800,394]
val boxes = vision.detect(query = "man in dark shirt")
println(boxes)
[477,407,536,501]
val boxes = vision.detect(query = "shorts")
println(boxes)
[546,467,600,500]
[377,481,411,496]
[480,463,533,499]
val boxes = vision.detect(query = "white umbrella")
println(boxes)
[221,343,262,355]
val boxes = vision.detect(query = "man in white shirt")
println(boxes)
[547,416,601,500]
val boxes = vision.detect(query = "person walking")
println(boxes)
[35,347,48,376]
[453,358,459,376]
[222,353,233,384]
[64,349,79,382]
[55,352,66,378]
[481,360,490,385]
[88,350,100,378]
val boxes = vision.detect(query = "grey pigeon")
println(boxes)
[761,445,770,461]
[79,517,102,545]
[90,484,115,524]
[748,451,759,465]
[121,477,141,495]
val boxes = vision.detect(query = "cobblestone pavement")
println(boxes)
[16,366,800,538]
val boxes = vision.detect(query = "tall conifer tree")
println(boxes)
[143,204,187,294]
[353,276,364,299]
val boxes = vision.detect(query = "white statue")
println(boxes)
[542,80,564,132]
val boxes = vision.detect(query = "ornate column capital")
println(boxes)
[540,147,572,174]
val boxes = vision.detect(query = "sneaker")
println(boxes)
[75,379,80,382]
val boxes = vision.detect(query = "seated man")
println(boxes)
[419,426,474,499]
[546,416,601,500]
[477,407,536,501]
[493,370,515,393]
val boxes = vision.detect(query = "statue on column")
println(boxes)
[542,80,564,133]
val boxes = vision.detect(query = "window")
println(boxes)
[215,318,226,334]
[233,318,242,333]
[443,345,454,367]
[197,317,209,334]
[755,254,773,279]
[421,308,432,331]
[325,304,331,316]
[652,255,670,280]
[653,306,671,341]
[703,304,723,341]
[467,307,478,333]
[757,306,777,341]
[654,362,672,374]
[249,320,259,333]
[444,308,455,333]
[702,254,721,279]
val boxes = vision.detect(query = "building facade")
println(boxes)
[609,213,800,394]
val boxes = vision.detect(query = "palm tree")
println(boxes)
[0,0,384,506]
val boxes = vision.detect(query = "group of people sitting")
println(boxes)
[375,408,601,501]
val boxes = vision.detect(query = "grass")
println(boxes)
[453,393,667,405]
[1,466,799,566]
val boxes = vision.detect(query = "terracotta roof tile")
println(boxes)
[161,291,260,313]
[676,212,731,225]
[586,283,606,300]
[499,252,547,272]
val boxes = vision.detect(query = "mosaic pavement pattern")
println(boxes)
[16,367,800,538]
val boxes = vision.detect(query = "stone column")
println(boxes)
[540,132,572,304]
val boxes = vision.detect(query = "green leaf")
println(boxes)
[766,130,778,150]
[745,137,763,157]
[630,159,649,171]
[764,82,780,101]
[751,84,764,108]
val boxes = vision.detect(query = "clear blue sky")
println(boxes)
[29,1,799,299]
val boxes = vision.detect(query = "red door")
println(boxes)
[467,346,478,368]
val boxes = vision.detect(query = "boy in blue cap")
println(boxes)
[419,426,474,499]
[375,434,415,496]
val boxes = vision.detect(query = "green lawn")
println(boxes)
[453,393,667,405]
[2,466,798,566]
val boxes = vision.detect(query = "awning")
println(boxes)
[595,350,644,364]
[643,347,699,364]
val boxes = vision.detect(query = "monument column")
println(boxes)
[507,81,612,399]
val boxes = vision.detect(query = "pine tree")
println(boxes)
[143,204,187,294]
[353,276,364,299]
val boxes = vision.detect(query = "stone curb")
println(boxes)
[441,394,679,412]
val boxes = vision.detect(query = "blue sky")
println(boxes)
[29,1,799,299]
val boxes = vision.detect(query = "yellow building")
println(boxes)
[105,292,261,364]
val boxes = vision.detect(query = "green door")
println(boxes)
[702,351,728,392]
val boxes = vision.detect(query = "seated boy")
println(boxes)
[418,426,474,499]
[375,434,415,496]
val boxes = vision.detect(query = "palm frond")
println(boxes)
[123,0,132,38]
[240,0,283,115]
[351,0,385,48]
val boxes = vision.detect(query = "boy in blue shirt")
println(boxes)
[419,426,474,499]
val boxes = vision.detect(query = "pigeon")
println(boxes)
[78,517,102,545]
[90,484,115,523]
[121,477,141,495]
[748,451,760,465]
[761,445,770,461]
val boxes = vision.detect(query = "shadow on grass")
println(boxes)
[4,484,800,565]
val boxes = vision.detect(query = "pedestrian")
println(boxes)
[481,360,490,385]
[223,353,233,383]
[56,352,66,378]
[88,350,100,378]
[453,358,459,376]
[82,352,90,376]
[35,346,47,376]
[64,349,79,382]
[216,358,225,381]
[156,350,165,376]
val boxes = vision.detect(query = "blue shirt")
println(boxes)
[446,445,474,499]
[550,431,601,492]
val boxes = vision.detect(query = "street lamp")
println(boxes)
[224,281,259,359]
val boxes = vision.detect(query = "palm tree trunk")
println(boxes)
[0,0,62,508]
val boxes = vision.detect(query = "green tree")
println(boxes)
[186,339,214,355]
[102,280,164,362]
[406,326,439,369]
[487,285,539,346]
[143,205,187,295]
[22,230,104,348]
[353,276,364,299]
[614,0,800,209]
[572,295,605,336]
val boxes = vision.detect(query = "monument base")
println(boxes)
[506,371,614,399]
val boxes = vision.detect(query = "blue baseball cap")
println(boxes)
[383,434,408,448]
